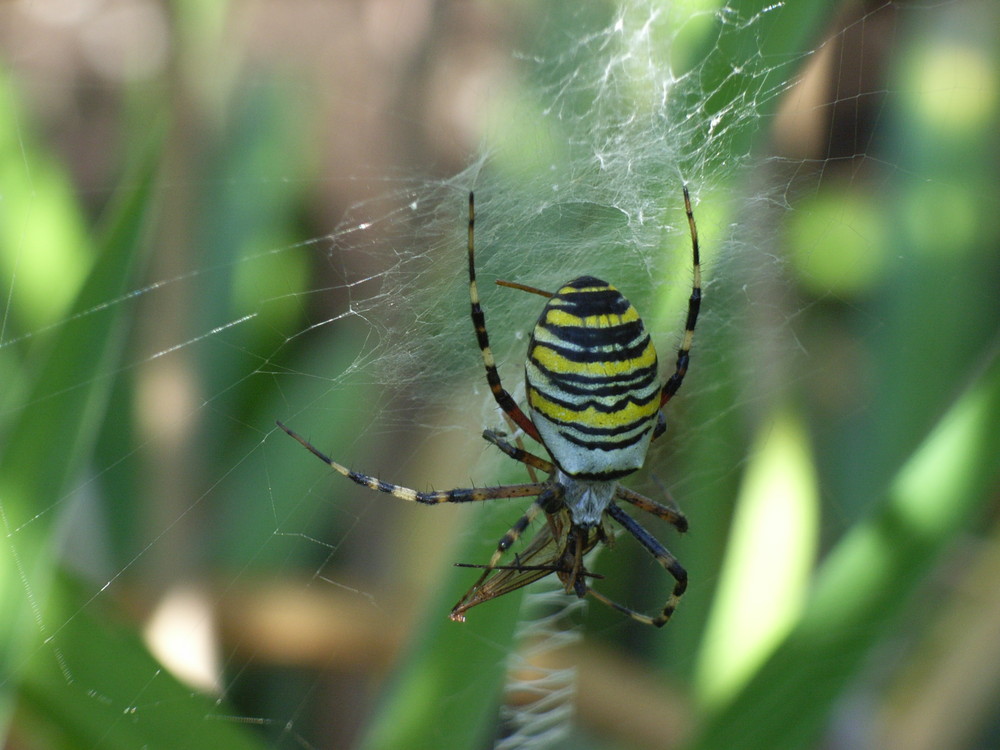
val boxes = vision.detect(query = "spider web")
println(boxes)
[2,1,993,749]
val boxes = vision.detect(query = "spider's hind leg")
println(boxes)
[615,485,688,533]
[594,502,687,628]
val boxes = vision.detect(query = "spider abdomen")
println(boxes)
[526,276,661,480]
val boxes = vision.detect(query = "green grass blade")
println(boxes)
[0,141,158,733]
[356,510,528,750]
[689,348,1000,750]
[674,0,839,170]
[18,572,268,750]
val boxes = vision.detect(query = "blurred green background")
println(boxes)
[1,1,998,749]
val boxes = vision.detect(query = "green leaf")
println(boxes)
[0,135,159,734]
[356,506,528,750]
[18,573,267,750]
[689,348,1000,750]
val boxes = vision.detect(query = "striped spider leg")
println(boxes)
[276,421,550,507]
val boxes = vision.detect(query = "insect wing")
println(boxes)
[449,521,561,621]
[449,513,600,621]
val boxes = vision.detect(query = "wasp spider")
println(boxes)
[278,187,700,627]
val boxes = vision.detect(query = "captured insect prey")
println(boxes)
[278,186,701,627]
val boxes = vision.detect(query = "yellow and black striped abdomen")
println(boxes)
[525,276,661,480]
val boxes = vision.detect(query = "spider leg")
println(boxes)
[468,192,543,443]
[485,488,557,568]
[561,525,590,597]
[660,185,702,408]
[277,421,548,504]
[652,411,667,440]
[495,279,554,298]
[615,485,688,532]
[498,414,543,484]
[590,502,687,628]
[482,428,555,475]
